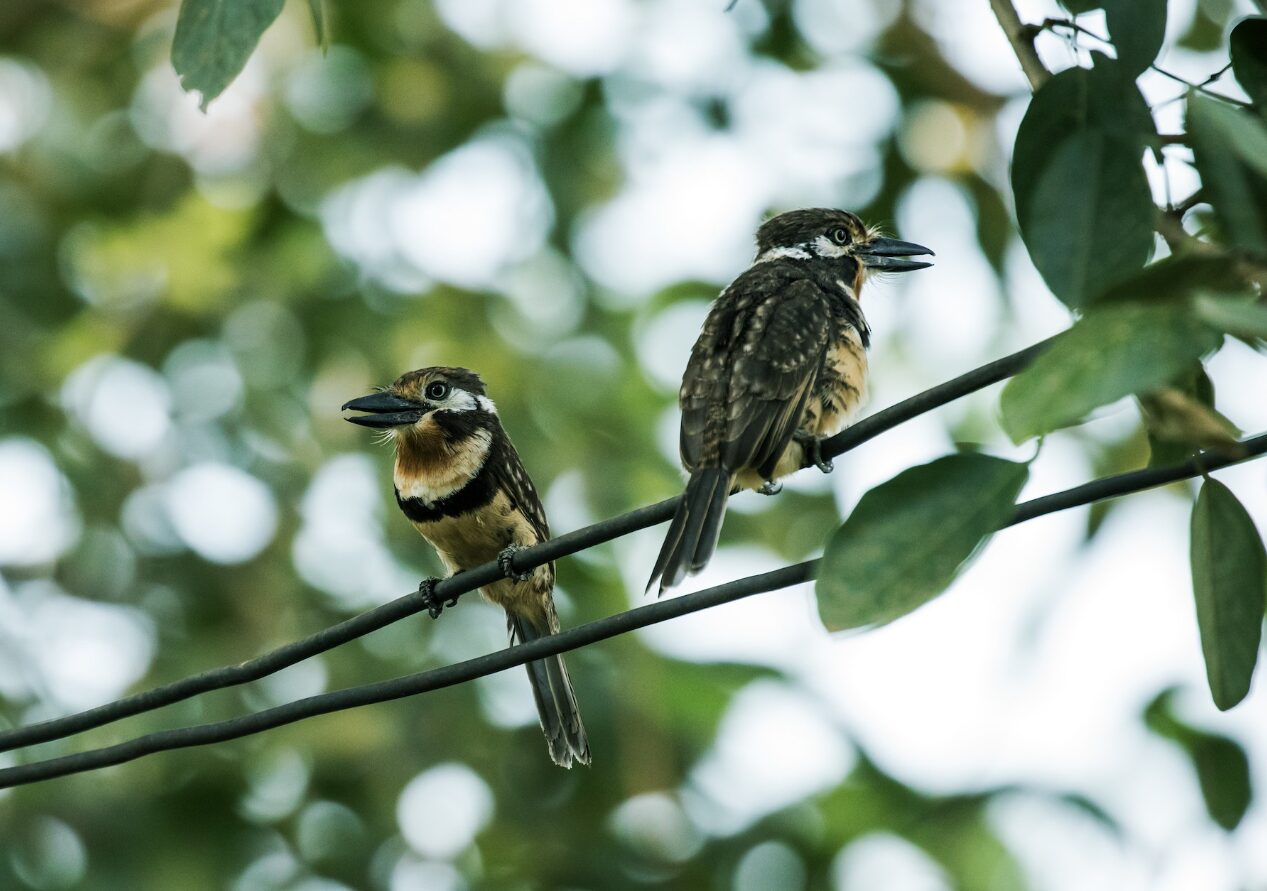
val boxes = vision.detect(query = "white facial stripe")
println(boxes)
[432,388,478,412]
[813,234,852,258]
[756,245,811,263]
[476,395,497,414]
[395,428,493,504]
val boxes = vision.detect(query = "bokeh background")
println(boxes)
[1,0,1266,888]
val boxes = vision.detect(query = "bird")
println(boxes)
[647,208,933,595]
[342,366,590,768]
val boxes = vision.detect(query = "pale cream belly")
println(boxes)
[412,491,550,612]
[734,338,868,491]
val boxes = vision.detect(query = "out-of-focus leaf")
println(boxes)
[1141,387,1241,465]
[1144,690,1254,829]
[307,0,328,51]
[1060,0,1103,13]
[1230,16,1267,109]
[1190,479,1266,711]
[172,0,285,110]
[1000,302,1222,442]
[1013,57,1156,227]
[817,454,1028,631]
[1188,94,1267,254]
[1096,255,1245,305]
[1195,293,1267,342]
[1105,0,1167,74]
[1021,129,1155,306]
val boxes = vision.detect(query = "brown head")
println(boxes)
[754,207,933,297]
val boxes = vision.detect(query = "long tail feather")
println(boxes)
[647,468,731,595]
[508,613,591,768]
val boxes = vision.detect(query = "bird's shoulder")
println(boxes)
[486,430,550,541]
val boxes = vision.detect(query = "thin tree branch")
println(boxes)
[989,0,1050,90]
[4,432,1265,789]
[0,337,1055,754]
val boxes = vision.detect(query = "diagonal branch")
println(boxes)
[989,0,1050,90]
[0,337,1053,754]
[3,431,1265,788]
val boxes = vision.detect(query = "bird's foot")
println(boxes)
[796,433,834,474]
[757,480,783,496]
[417,577,456,620]
[498,545,533,583]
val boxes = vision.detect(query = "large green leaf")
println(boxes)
[1105,0,1167,74]
[1190,479,1266,711]
[1000,302,1223,442]
[1012,57,1156,225]
[1195,293,1267,341]
[172,0,285,110]
[1145,690,1254,829]
[816,454,1029,631]
[1021,130,1155,307]
[1230,16,1267,110]
[1187,94,1267,255]
[1096,255,1246,305]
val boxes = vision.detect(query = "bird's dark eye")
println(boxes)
[830,227,850,245]
[425,381,450,401]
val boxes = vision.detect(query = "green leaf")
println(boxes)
[1187,94,1267,254]
[1190,479,1266,711]
[172,0,285,110]
[307,0,329,51]
[1105,0,1167,74]
[816,454,1029,631]
[1000,302,1222,442]
[1195,293,1267,341]
[1021,130,1155,307]
[1144,689,1254,829]
[1230,16,1267,110]
[1096,255,1246,305]
[1144,364,1240,467]
[1013,57,1157,227]
[1060,0,1103,13]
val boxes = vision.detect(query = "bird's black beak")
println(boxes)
[856,237,935,272]
[342,392,424,428]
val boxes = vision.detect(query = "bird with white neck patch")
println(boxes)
[648,208,934,595]
[343,366,590,768]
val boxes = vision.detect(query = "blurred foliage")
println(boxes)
[0,0,1266,889]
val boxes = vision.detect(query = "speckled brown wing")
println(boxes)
[719,278,836,481]
[488,431,550,545]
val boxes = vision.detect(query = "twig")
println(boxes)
[0,338,1055,754]
[989,0,1050,90]
[4,432,1265,788]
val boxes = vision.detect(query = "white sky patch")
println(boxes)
[397,763,495,860]
[634,299,710,392]
[793,0,898,57]
[5,580,154,712]
[686,680,854,834]
[323,134,552,292]
[0,57,51,153]
[389,135,552,289]
[129,61,265,174]
[0,439,79,566]
[163,339,245,423]
[507,0,638,77]
[628,0,750,94]
[165,462,278,564]
[832,833,952,891]
[292,454,419,609]
[608,792,703,864]
[61,355,172,462]
[573,134,766,296]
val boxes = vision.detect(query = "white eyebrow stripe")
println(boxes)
[756,245,811,263]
